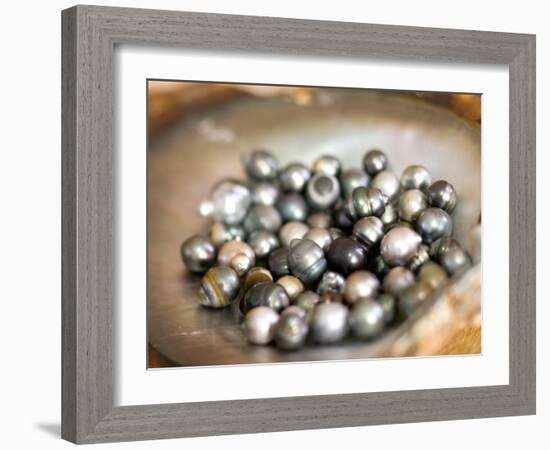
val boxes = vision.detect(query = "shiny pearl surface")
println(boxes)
[209,223,246,248]
[313,155,341,177]
[440,245,472,275]
[350,298,385,339]
[247,230,279,260]
[243,267,273,291]
[376,293,397,324]
[279,163,311,192]
[304,227,333,253]
[274,314,309,350]
[201,179,252,225]
[307,212,332,229]
[242,149,279,181]
[427,180,457,213]
[276,193,309,222]
[371,170,401,203]
[241,282,290,314]
[243,205,282,234]
[242,306,279,345]
[344,186,387,221]
[343,270,380,305]
[230,252,254,277]
[218,240,256,268]
[380,203,398,228]
[369,255,390,278]
[279,221,310,247]
[415,208,453,244]
[400,165,432,191]
[277,275,305,301]
[327,238,367,276]
[380,226,422,267]
[398,189,428,222]
[352,216,385,253]
[280,305,308,321]
[317,271,346,295]
[362,149,388,176]
[310,303,349,344]
[251,182,279,206]
[340,168,370,198]
[399,282,433,317]
[429,237,460,259]
[332,206,354,233]
[418,261,448,290]
[180,235,216,273]
[198,266,241,308]
[328,227,346,241]
[383,267,415,297]
[408,244,430,272]
[268,247,290,278]
[305,173,341,210]
[288,239,327,285]
[294,291,321,311]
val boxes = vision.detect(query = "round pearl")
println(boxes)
[317,271,346,295]
[415,208,453,244]
[310,303,349,344]
[398,189,428,223]
[280,305,308,321]
[327,238,367,276]
[340,168,369,198]
[274,314,309,350]
[180,235,216,273]
[376,293,397,324]
[380,226,422,267]
[242,149,279,181]
[352,216,385,253]
[276,193,309,222]
[242,306,279,345]
[218,240,256,268]
[241,282,290,314]
[201,179,252,225]
[371,170,401,203]
[398,282,433,317]
[305,173,341,210]
[209,223,246,248]
[427,180,457,213]
[277,275,305,301]
[279,221,310,247]
[313,155,341,177]
[288,239,327,285]
[243,205,282,234]
[418,261,448,290]
[251,182,279,206]
[440,245,472,275]
[363,149,388,176]
[304,227,333,253]
[343,270,380,305]
[247,230,279,260]
[198,266,241,308]
[383,267,415,297]
[306,212,332,229]
[268,247,290,278]
[294,291,321,311]
[349,298,385,339]
[400,165,432,191]
[230,252,254,277]
[279,163,311,192]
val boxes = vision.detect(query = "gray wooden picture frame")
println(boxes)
[61,4,536,444]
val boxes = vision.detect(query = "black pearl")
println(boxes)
[199,179,252,225]
[327,238,367,276]
[398,282,433,317]
[427,180,457,213]
[268,247,290,278]
[398,189,427,223]
[242,149,279,181]
[313,155,341,177]
[251,182,280,206]
[400,165,432,191]
[340,168,370,198]
[288,238,327,285]
[317,271,346,295]
[415,208,452,244]
[383,267,415,297]
[439,245,472,275]
[276,193,309,222]
[380,203,398,228]
[240,281,290,314]
[362,149,388,176]
[352,216,385,253]
[376,293,397,324]
[380,226,422,267]
[408,244,430,272]
[371,170,400,204]
[279,162,311,192]
[332,206,354,234]
[349,298,385,339]
[243,205,282,234]
[343,270,380,305]
[242,306,280,345]
[294,291,321,311]
[328,227,346,241]
[429,237,460,259]
[209,223,246,248]
[307,212,332,229]
[247,230,280,260]
[274,313,309,350]
[310,303,349,344]
[369,255,390,278]
[305,173,341,210]
[303,227,333,253]
[199,266,241,308]
[180,235,216,274]
[344,186,387,221]
[418,261,448,290]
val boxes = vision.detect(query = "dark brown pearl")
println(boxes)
[327,238,367,276]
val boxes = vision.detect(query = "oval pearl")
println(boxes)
[352,216,385,253]
[242,149,279,181]
[383,267,415,297]
[243,205,282,234]
[198,266,241,308]
[398,189,428,222]
[313,155,341,177]
[279,221,310,247]
[306,212,332,229]
[304,227,333,253]
[251,182,279,206]
[274,314,309,350]
[203,179,252,225]
[277,275,305,301]
[317,271,346,295]
[242,306,279,345]
[276,193,309,222]
[415,208,452,244]
[400,165,432,191]
[305,173,341,210]
[180,235,216,273]
[294,291,321,311]
[279,163,311,192]
[349,298,385,339]
[218,240,256,268]
[327,238,367,276]
[310,303,349,344]
[363,149,388,176]
[268,247,290,278]
[288,239,327,285]
[427,180,457,213]
[343,270,380,305]
[340,168,369,198]
[380,226,422,267]
[371,170,401,203]
[241,282,290,314]
[247,230,279,260]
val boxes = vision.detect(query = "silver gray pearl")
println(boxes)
[381,203,398,228]
[247,230,280,260]
[349,298,385,339]
[280,305,308,321]
[340,168,370,198]
[230,252,254,277]
[429,237,459,259]
[328,227,346,241]
[310,303,349,344]
[274,314,309,350]
[371,170,401,204]
[383,267,415,297]
[305,173,341,210]
[343,270,380,305]
[294,291,322,311]
[199,266,241,308]
[242,306,279,345]
[276,193,309,222]
[243,205,282,234]
[380,226,422,267]
[317,271,346,295]
[399,282,433,317]
[418,261,448,290]
[313,155,341,177]
[400,165,432,191]
[209,223,246,248]
[427,180,457,213]
[279,221,310,247]
[352,216,384,253]
[376,293,397,324]
[200,179,252,225]
[398,189,428,223]
[307,212,332,229]
[304,227,333,253]
[242,149,279,181]
[277,275,305,301]
[180,235,216,273]
[363,149,387,176]
[288,239,327,285]
[344,186,387,221]
[415,207,453,244]
[252,182,280,206]
[218,240,256,268]
[268,247,290,278]
[279,163,311,192]
[439,245,472,276]
[241,282,290,313]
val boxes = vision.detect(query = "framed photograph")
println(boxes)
[62,5,536,444]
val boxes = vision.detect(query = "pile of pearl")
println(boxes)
[180,149,473,351]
